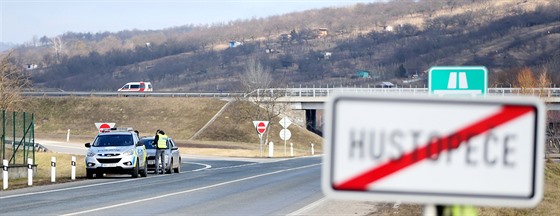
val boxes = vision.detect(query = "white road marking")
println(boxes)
[0,178,141,199]
[286,197,328,216]
[61,163,321,216]
[209,162,258,171]
[0,162,212,199]
[182,161,212,172]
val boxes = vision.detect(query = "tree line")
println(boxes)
[3,0,559,91]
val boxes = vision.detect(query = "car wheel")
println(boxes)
[165,159,172,174]
[140,160,148,177]
[131,159,139,178]
[86,170,94,179]
[174,158,181,173]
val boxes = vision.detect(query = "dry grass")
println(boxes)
[370,162,560,216]
[25,97,228,140]
[196,101,323,153]
[2,151,86,190]
[478,162,560,216]
[25,97,323,157]
[180,143,320,158]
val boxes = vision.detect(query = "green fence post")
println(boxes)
[32,113,35,165]
[23,112,26,164]
[1,110,4,161]
[12,112,16,164]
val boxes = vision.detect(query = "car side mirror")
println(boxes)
[172,147,178,150]
[85,143,91,148]
[136,142,144,147]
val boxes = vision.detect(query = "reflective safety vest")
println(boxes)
[157,134,168,149]
[443,205,477,216]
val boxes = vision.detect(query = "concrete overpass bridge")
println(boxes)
[252,87,560,135]
[24,87,560,135]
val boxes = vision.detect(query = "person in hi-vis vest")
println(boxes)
[154,129,168,174]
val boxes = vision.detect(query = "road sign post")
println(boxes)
[429,66,487,96]
[253,121,269,157]
[279,117,292,156]
[323,95,545,207]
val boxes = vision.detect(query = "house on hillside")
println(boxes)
[279,34,291,42]
[321,52,332,60]
[355,70,371,78]
[265,48,279,54]
[25,64,38,70]
[384,25,394,32]
[376,81,395,88]
[229,41,243,48]
[352,70,381,79]
[318,28,328,38]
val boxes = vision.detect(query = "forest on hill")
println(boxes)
[2,0,559,92]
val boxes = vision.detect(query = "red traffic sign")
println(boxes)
[322,95,545,207]
[95,122,115,132]
[253,121,269,135]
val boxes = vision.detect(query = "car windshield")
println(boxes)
[141,138,155,149]
[93,134,133,147]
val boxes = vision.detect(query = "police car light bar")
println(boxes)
[101,127,134,133]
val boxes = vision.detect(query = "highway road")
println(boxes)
[3,140,381,215]
[0,155,368,215]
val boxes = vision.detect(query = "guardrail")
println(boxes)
[246,87,560,98]
[22,87,560,98]
[22,91,244,98]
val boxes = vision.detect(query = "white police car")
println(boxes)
[85,128,148,178]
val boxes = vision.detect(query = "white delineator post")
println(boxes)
[311,143,315,155]
[269,141,274,158]
[28,158,33,186]
[290,143,294,157]
[67,129,70,142]
[71,156,76,180]
[51,157,56,183]
[3,159,8,189]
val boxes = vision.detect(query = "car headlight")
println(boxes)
[87,151,95,157]
[122,149,135,155]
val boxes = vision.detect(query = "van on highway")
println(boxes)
[117,81,153,92]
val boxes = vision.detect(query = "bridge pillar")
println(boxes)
[305,109,323,136]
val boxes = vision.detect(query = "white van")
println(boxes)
[118,82,153,92]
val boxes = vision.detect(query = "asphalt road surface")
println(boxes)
[0,155,365,215]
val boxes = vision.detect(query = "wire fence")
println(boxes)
[1,110,35,165]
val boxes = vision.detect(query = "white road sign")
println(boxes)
[322,95,545,207]
[279,117,292,129]
[279,129,291,141]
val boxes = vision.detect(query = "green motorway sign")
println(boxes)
[429,66,487,96]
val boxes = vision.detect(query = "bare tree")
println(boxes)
[516,67,536,94]
[537,67,551,97]
[240,57,272,91]
[236,56,287,157]
[0,53,30,111]
[50,36,64,63]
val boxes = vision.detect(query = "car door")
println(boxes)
[134,133,146,166]
[168,138,179,168]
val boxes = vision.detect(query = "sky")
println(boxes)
[0,0,379,44]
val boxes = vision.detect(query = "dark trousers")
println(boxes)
[154,149,167,174]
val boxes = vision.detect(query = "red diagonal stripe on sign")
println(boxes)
[334,105,534,191]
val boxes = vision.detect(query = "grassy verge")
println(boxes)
[1,151,86,190]
[178,140,320,158]
[371,162,560,216]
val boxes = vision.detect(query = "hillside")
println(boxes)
[3,0,559,91]
[24,97,323,154]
